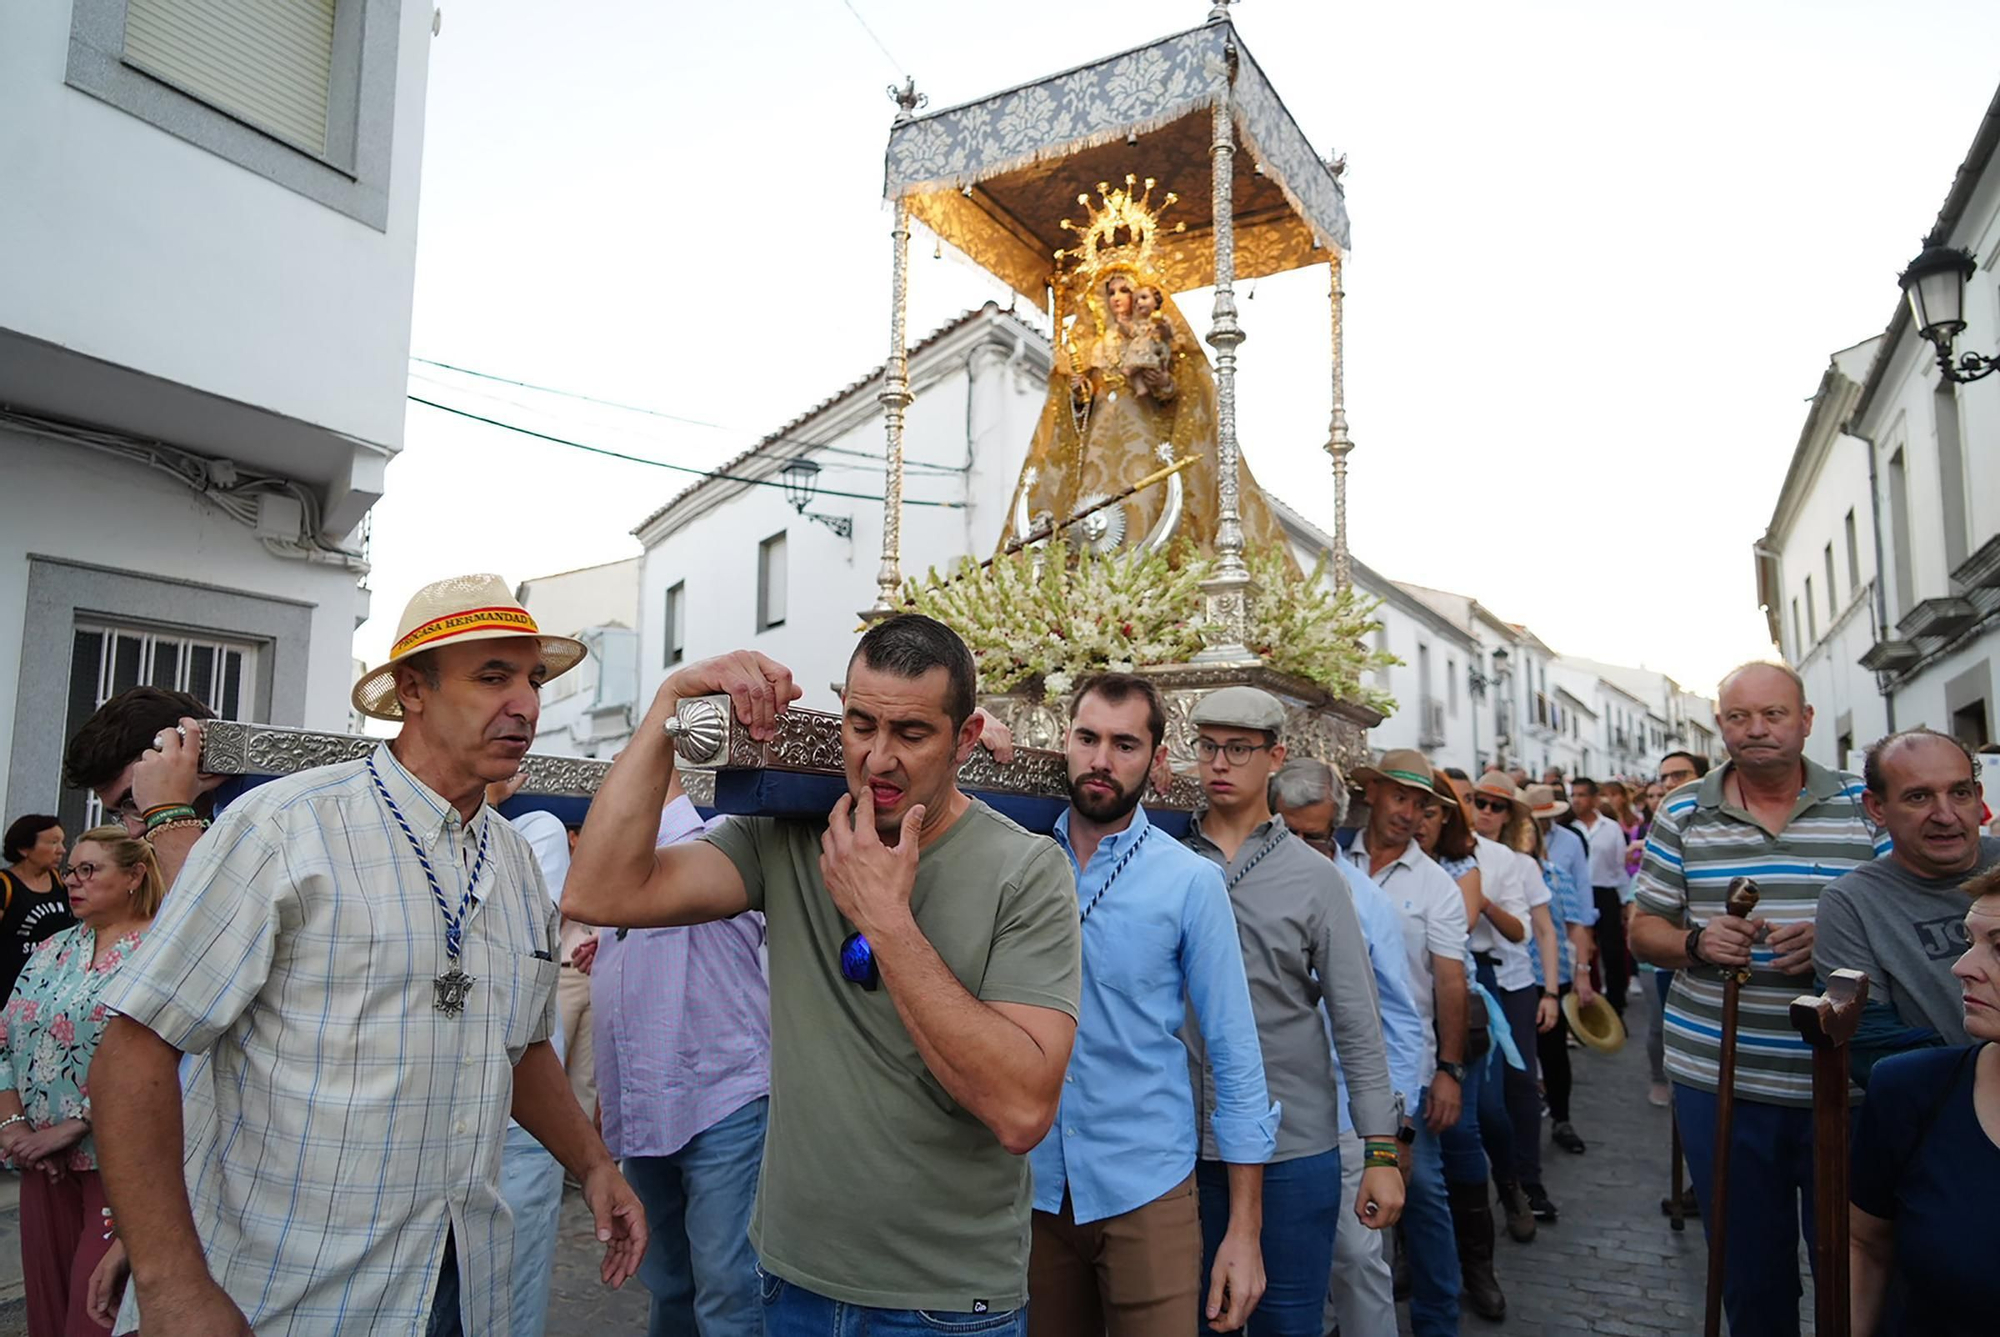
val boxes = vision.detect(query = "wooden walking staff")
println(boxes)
[1704,876,1761,1337]
[1790,968,1868,1337]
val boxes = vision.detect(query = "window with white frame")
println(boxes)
[757,534,788,633]
[62,621,259,834]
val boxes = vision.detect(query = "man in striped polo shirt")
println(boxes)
[1630,662,1888,1337]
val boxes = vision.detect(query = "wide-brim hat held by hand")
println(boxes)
[1563,991,1627,1053]
[351,574,587,722]
[1525,784,1570,821]
[1352,748,1439,796]
[1473,770,1532,818]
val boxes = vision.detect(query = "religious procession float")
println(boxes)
[877,6,1391,776]
[196,6,1389,830]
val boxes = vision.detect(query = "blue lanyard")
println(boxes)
[1225,825,1291,892]
[1078,826,1151,924]
[368,756,488,962]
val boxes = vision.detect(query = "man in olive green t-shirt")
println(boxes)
[566,615,1082,1331]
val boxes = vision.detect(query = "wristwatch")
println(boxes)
[1436,1060,1468,1085]
[1396,1119,1417,1145]
[1541,989,1559,1000]
[1685,924,1707,967]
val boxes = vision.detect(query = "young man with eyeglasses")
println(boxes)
[1338,749,1471,1337]
[1028,673,1277,1336]
[1181,687,1401,1337]
[565,615,1082,1337]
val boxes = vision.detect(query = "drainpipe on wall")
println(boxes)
[1852,428,1897,732]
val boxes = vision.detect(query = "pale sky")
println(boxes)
[359,0,2000,697]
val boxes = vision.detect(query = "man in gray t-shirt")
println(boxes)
[565,617,1081,1333]
[1814,729,2000,1083]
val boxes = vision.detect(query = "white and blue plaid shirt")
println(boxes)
[105,743,559,1335]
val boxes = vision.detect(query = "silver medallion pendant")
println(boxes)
[433,967,476,1017]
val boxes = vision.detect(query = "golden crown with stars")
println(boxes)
[1054,174,1188,293]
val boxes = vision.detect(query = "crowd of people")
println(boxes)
[0,572,1995,1337]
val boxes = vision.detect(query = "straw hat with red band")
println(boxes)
[351,574,587,722]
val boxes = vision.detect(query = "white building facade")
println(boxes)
[517,559,643,759]
[0,0,435,836]
[1759,84,1999,778]
[632,308,1717,778]
[634,306,1050,713]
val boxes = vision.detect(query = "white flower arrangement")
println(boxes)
[902,541,1399,712]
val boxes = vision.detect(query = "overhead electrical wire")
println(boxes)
[405,395,966,508]
[406,358,967,474]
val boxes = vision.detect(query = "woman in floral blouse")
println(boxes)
[0,824,161,1336]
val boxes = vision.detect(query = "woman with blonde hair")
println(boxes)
[0,825,162,1335]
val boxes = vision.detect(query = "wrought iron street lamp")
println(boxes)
[1899,245,1997,383]
[777,457,854,539]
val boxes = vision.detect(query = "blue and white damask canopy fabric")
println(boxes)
[883,20,1349,305]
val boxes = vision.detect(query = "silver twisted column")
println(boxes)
[1327,252,1354,592]
[1194,76,1258,663]
[865,199,914,620]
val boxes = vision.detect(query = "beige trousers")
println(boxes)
[558,964,596,1118]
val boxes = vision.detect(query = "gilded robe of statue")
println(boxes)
[999,268,1291,559]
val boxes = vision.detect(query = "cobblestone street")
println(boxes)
[535,985,1809,1336]
[1395,989,1720,1336]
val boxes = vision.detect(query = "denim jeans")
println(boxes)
[759,1272,1025,1335]
[1672,1083,1818,1337]
[1401,1092,1461,1337]
[1435,1034,1490,1186]
[500,1122,566,1337]
[1198,1149,1339,1337]
[624,1095,767,1337]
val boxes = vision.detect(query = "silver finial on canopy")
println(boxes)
[888,76,927,122]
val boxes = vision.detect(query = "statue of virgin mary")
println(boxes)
[998,179,1292,562]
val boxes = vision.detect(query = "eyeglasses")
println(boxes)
[1195,738,1275,765]
[59,863,99,883]
[1472,796,1513,814]
[840,932,879,991]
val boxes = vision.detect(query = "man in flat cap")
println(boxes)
[1181,686,1401,1336]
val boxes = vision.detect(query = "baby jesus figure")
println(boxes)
[1119,284,1177,402]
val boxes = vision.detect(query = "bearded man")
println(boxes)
[1026,673,1277,1336]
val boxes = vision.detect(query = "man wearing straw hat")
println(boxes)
[91,574,647,1336]
[1338,748,1470,1337]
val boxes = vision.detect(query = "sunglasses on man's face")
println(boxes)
[1472,796,1512,814]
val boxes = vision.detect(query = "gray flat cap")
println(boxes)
[1189,685,1287,734]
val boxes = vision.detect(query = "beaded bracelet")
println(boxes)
[146,818,208,840]
[0,1114,25,1134]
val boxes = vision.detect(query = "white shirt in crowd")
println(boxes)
[1341,833,1467,1090]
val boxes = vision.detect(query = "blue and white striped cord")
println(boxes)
[368,755,489,961]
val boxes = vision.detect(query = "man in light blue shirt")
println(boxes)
[1030,673,1278,1337]
[1270,759,1429,1337]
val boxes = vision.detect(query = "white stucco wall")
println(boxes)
[0,0,432,451]
[638,328,1044,713]
[0,431,367,813]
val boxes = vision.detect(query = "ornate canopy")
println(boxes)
[883,19,1349,306]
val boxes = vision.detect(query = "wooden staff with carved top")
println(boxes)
[1790,968,1868,1337]
[1705,875,1760,1337]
